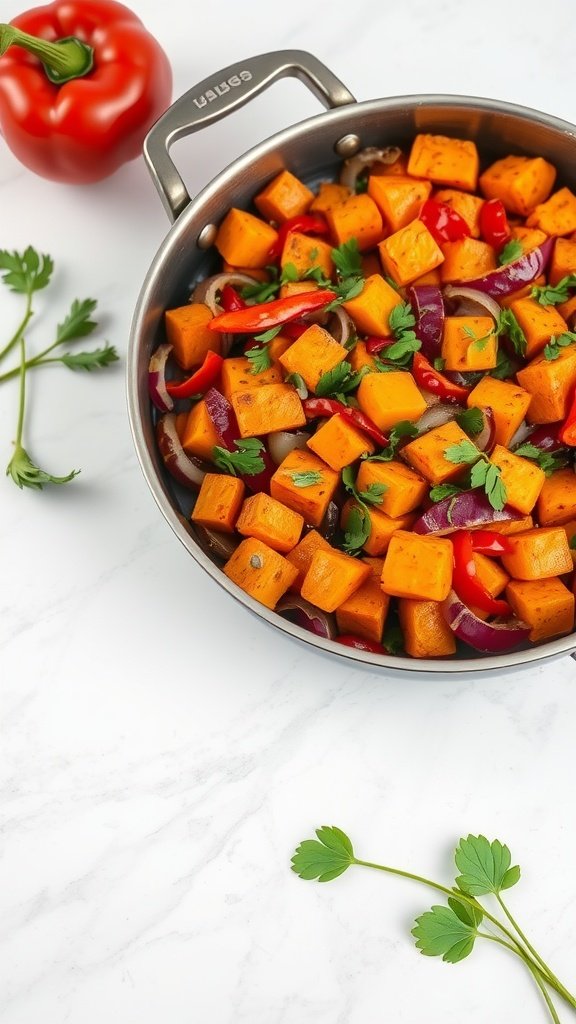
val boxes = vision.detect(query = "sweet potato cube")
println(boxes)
[307,414,375,470]
[558,295,576,324]
[191,473,245,534]
[231,383,306,438]
[511,226,548,255]
[280,232,334,280]
[408,134,479,191]
[368,175,432,231]
[268,333,293,364]
[310,182,352,214]
[434,189,484,237]
[301,548,371,612]
[509,297,568,359]
[236,492,304,553]
[381,531,453,601]
[501,527,573,580]
[164,303,220,370]
[474,552,509,597]
[181,398,221,462]
[357,371,427,432]
[527,188,576,236]
[222,262,269,282]
[465,377,531,447]
[440,238,497,283]
[370,153,408,177]
[348,340,377,373]
[270,448,339,527]
[516,345,576,423]
[506,578,575,643]
[479,155,556,216]
[278,280,319,300]
[550,238,576,284]
[362,556,385,578]
[399,599,456,657]
[537,468,576,526]
[355,460,428,518]
[215,208,278,268]
[411,268,442,286]
[402,421,479,486]
[343,273,403,336]
[378,219,444,286]
[285,529,332,591]
[489,515,534,536]
[254,169,313,223]
[220,356,281,401]
[326,193,384,251]
[336,576,390,643]
[489,445,546,515]
[341,498,415,555]
[223,537,298,609]
[279,324,347,392]
[441,315,497,371]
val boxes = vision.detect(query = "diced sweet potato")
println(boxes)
[223,537,298,609]
[558,295,576,325]
[181,398,221,461]
[357,371,427,432]
[489,445,546,514]
[381,531,453,601]
[509,297,568,359]
[268,333,293,365]
[402,421,479,486]
[549,237,576,284]
[537,468,576,526]
[215,208,278,268]
[231,383,305,437]
[220,356,281,401]
[441,315,497,371]
[399,599,457,657]
[511,226,548,254]
[489,516,534,535]
[378,219,444,286]
[362,556,385,578]
[307,414,375,470]
[341,498,415,555]
[301,548,371,612]
[280,232,334,279]
[434,189,484,237]
[279,324,347,392]
[355,460,428,518]
[278,281,318,301]
[506,577,575,642]
[254,169,313,223]
[501,527,573,580]
[270,448,339,527]
[479,155,556,216]
[440,238,497,283]
[348,340,377,373]
[310,182,352,214]
[343,273,402,336]
[165,303,220,370]
[236,492,304,553]
[285,529,332,591]
[407,134,479,191]
[465,377,531,447]
[527,188,576,236]
[368,175,432,232]
[191,473,245,534]
[326,193,384,251]
[516,344,576,422]
[411,268,442,286]
[336,576,390,643]
[370,153,408,177]
[474,552,509,597]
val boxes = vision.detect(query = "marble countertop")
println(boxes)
[2,1,576,1021]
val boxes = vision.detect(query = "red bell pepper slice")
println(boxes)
[209,290,337,334]
[469,530,513,556]
[559,388,576,446]
[220,284,247,312]
[479,199,511,251]
[166,351,223,398]
[365,336,395,354]
[335,635,388,654]
[452,531,511,616]
[302,398,389,448]
[268,214,329,260]
[420,199,471,246]
[412,352,469,403]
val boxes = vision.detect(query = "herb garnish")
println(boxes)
[498,238,524,265]
[340,464,387,554]
[212,437,266,476]
[443,439,507,510]
[429,482,463,503]
[531,273,576,306]
[325,239,365,309]
[382,302,421,365]
[543,332,576,361]
[462,324,493,352]
[514,442,570,476]
[246,345,273,373]
[342,465,387,507]
[315,361,367,401]
[456,406,484,436]
[497,308,527,357]
[362,421,418,462]
[289,470,323,487]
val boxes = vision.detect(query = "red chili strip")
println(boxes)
[412,352,469,403]
[268,214,329,260]
[166,351,223,398]
[209,290,337,334]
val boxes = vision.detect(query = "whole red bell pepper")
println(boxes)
[302,397,389,448]
[268,214,329,260]
[412,352,469,403]
[479,199,511,251]
[209,290,337,334]
[166,351,223,399]
[0,1,172,183]
[420,199,471,246]
[452,531,511,616]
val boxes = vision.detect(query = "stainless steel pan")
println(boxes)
[127,50,576,673]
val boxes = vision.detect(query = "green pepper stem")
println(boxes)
[0,23,93,84]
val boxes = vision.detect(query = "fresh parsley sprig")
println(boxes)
[443,439,507,511]
[340,464,387,554]
[498,238,524,266]
[497,308,527,357]
[246,344,273,374]
[514,442,570,476]
[292,827,576,1021]
[0,247,53,363]
[325,238,365,310]
[212,437,265,476]
[315,361,367,401]
[455,406,484,436]
[543,332,576,361]
[362,421,418,462]
[462,324,494,352]
[531,273,576,306]
[342,465,387,508]
[383,302,421,365]
[429,482,463,503]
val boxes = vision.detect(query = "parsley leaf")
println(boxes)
[342,465,387,507]
[412,904,478,964]
[443,441,507,510]
[362,421,418,462]
[254,325,283,344]
[284,371,308,396]
[444,439,481,465]
[240,266,280,303]
[456,407,484,436]
[498,238,524,266]
[315,361,365,398]
[490,346,516,380]
[514,442,569,476]
[331,238,363,278]
[543,332,576,361]
[462,324,493,352]
[0,246,53,295]
[434,357,446,371]
[246,345,272,373]
[379,301,422,365]
[455,835,521,897]
[531,273,576,305]
[212,438,265,476]
[6,445,79,490]
[389,301,416,335]
[497,308,527,357]
[60,345,119,371]
[341,503,371,555]
[289,470,323,487]
[291,826,355,882]
[570,535,576,550]
[429,483,463,503]
[56,298,98,344]
[382,624,404,654]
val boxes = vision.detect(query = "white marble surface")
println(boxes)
[2,1,576,1021]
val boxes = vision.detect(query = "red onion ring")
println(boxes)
[329,306,354,346]
[156,413,209,489]
[416,402,460,433]
[454,238,554,298]
[276,595,337,639]
[194,525,239,561]
[443,285,501,322]
[191,272,258,313]
[148,343,174,413]
[475,407,496,453]
[413,491,523,535]
[408,285,445,361]
[442,590,530,653]
[339,146,402,190]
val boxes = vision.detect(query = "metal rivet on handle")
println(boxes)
[197,224,218,249]
[334,134,361,157]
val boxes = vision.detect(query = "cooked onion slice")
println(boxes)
[416,402,460,433]
[148,343,174,412]
[156,413,209,489]
[317,501,339,542]
[191,272,258,313]
[454,238,554,298]
[412,490,523,535]
[339,145,402,190]
[194,524,239,561]
[329,305,354,346]
[408,285,444,361]
[442,590,530,653]
[475,407,496,453]
[276,594,337,639]
[268,430,310,466]
[443,284,501,322]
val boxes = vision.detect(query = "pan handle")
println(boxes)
[144,50,356,222]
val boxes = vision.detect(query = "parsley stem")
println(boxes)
[0,291,33,363]
[0,354,66,384]
[14,335,27,450]
[496,894,576,1011]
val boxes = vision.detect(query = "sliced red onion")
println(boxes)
[276,594,337,639]
[194,524,239,561]
[413,490,523,536]
[454,238,554,298]
[316,500,339,542]
[156,413,208,489]
[203,387,274,494]
[191,272,258,313]
[444,369,484,388]
[329,305,354,346]
[513,422,565,452]
[408,285,444,361]
[268,430,310,466]
[442,590,530,653]
[416,402,460,434]
[474,407,496,453]
[149,343,174,412]
[339,145,402,190]
[443,285,501,322]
